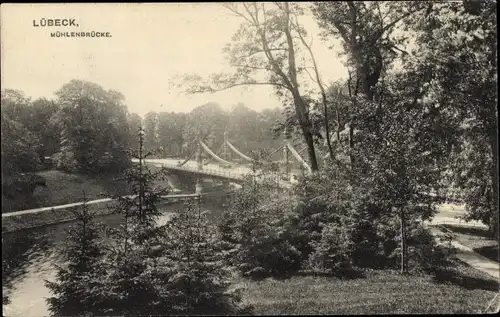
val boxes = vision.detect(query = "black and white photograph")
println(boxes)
[1,2,499,316]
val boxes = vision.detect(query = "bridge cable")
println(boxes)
[225,139,254,162]
[285,141,312,174]
[203,142,225,166]
[177,148,197,167]
[199,140,233,166]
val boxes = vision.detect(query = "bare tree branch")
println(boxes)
[184,81,288,94]
[232,48,288,60]
[221,3,253,24]
[232,64,270,70]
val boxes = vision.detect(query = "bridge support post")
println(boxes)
[195,181,204,194]
[196,141,203,171]
[283,143,289,178]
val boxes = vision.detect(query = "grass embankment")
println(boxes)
[2,170,130,232]
[1,170,183,232]
[1,200,122,233]
[236,259,499,314]
[2,170,131,213]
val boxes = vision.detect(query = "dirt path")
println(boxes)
[425,203,499,281]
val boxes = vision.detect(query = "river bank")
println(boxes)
[2,197,226,317]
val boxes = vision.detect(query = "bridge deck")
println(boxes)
[136,158,299,187]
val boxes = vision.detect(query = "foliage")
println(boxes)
[45,129,244,316]
[227,195,303,279]
[291,158,352,259]
[127,112,143,152]
[141,104,284,160]
[405,0,498,236]
[45,197,107,316]
[1,115,42,176]
[218,156,303,278]
[157,111,186,157]
[1,93,50,205]
[452,138,495,227]
[153,201,247,315]
[1,90,44,176]
[226,103,283,155]
[308,221,354,274]
[178,2,330,170]
[182,102,228,151]
[53,80,131,174]
[294,134,446,273]
[1,90,61,173]
[143,111,159,153]
[27,98,61,156]
[312,1,429,99]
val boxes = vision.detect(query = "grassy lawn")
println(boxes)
[235,259,499,315]
[441,224,499,263]
[2,170,131,213]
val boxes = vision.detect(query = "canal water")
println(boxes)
[2,194,229,317]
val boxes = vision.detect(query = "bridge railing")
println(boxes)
[157,161,247,180]
[144,159,292,188]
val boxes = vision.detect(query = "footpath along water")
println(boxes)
[2,198,227,317]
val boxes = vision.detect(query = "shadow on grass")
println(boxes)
[245,268,366,282]
[294,268,367,280]
[441,224,492,239]
[474,245,499,263]
[431,265,500,292]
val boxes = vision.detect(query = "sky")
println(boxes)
[1,3,348,117]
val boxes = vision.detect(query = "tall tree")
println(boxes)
[0,89,32,124]
[405,0,498,236]
[45,195,107,316]
[1,90,42,175]
[157,111,187,157]
[29,98,61,157]
[226,103,260,154]
[54,80,131,173]
[183,103,228,154]
[312,1,429,164]
[179,3,331,171]
[143,111,159,153]
[127,112,143,152]
[0,115,41,176]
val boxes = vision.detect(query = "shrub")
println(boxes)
[308,221,354,275]
[46,131,246,316]
[45,198,107,316]
[406,224,447,272]
[53,150,77,172]
[236,215,303,278]
[151,201,247,315]
[295,164,447,273]
[219,184,304,278]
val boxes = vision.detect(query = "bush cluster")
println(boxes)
[219,161,447,278]
[45,143,246,316]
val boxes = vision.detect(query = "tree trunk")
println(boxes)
[348,123,355,167]
[304,129,319,171]
[400,208,407,275]
[322,92,334,160]
[489,126,499,239]
[293,94,319,171]
[336,104,341,144]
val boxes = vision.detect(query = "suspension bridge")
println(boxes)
[135,131,313,190]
